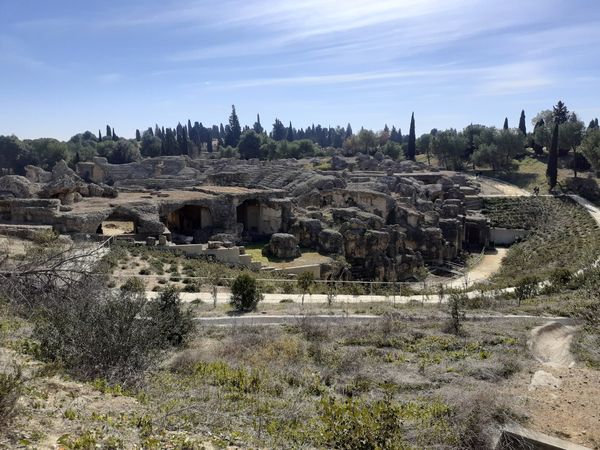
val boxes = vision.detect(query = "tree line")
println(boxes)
[1,103,599,181]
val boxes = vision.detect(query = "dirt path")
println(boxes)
[472,175,532,196]
[444,248,507,289]
[500,322,600,448]
[529,321,576,367]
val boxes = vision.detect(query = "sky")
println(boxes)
[1,0,599,140]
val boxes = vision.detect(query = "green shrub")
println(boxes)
[549,268,573,288]
[146,286,195,347]
[317,396,406,450]
[230,274,262,312]
[120,277,146,293]
[514,276,540,305]
[34,281,194,384]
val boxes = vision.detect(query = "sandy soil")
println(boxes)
[502,322,600,448]
[443,248,507,289]
[474,176,532,196]
[100,220,135,236]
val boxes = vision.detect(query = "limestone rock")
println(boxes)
[25,165,52,183]
[263,233,300,260]
[289,218,323,247]
[0,175,37,198]
[318,229,344,255]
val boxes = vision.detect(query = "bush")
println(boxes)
[230,274,262,311]
[34,279,194,384]
[146,286,194,346]
[444,293,466,335]
[514,276,540,305]
[0,364,22,426]
[549,268,573,288]
[120,276,146,293]
[318,396,405,450]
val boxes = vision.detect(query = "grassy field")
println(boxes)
[1,303,531,449]
[486,196,600,285]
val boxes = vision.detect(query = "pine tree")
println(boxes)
[553,101,569,124]
[253,114,263,134]
[547,121,559,190]
[390,126,398,143]
[503,117,509,130]
[271,119,286,141]
[345,123,353,138]
[286,122,294,142]
[518,110,527,135]
[407,113,416,161]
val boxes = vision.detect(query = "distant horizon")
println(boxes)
[1,0,599,140]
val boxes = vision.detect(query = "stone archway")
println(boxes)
[166,205,213,236]
[236,199,261,234]
[97,211,138,236]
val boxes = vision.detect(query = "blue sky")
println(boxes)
[1,0,599,140]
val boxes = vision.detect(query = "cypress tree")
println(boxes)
[518,110,527,135]
[345,123,353,138]
[225,105,242,147]
[407,113,416,161]
[286,122,294,142]
[547,121,559,190]
[503,117,509,130]
[253,114,263,134]
[135,129,141,141]
[106,125,112,139]
[112,128,117,141]
[98,130,102,141]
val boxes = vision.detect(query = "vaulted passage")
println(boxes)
[236,199,260,234]
[166,205,213,235]
[97,211,138,236]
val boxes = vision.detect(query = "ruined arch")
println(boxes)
[166,205,213,236]
[96,210,138,236]
[236,199,261,234]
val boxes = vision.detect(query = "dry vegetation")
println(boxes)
[484,196,600,284]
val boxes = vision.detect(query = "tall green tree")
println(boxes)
[286,122,294,142]
[225,105,241,147]
[238,130,261,159]
[553,101,569,124]
[253,114,263,134]
[546,122,559,190]
[503,117,509,130]
[518,110,527,135]
[406,113,416,160]
[271,119,286,141]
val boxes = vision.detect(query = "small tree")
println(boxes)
[445,293,466,335]
[230,274,262,312]
[547,122,559,190]
[208,270,221,309]
[297,272,315,306]
[514,276,539,306]
[146,286,194,347]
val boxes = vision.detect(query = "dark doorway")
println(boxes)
[236,199,260,233]
[167,205,213,235]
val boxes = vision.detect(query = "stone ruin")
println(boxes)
[0,154,490,281]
